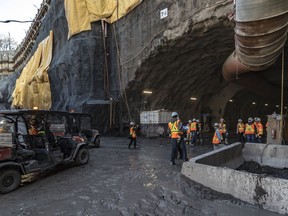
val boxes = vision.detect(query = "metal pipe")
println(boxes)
[223,0,288,81]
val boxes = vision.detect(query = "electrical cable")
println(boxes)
[112,23,132,121]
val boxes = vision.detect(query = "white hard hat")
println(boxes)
[258,118,261,122]
[188,120,192,123]
[171,112,178,117]
[130,122,135,126]
[238,119,242,122]
[248,117,253,123]
[213,123,219,128]
[192,118,196,121]
[196,119,199,123]
[220,118,224,122]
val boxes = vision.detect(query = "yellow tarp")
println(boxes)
[64,0,143,38]
[12,31,53,110]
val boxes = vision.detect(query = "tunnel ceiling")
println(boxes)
[126,21,235,119]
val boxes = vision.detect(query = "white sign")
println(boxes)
[160,8,168,19]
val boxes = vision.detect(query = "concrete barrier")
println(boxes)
[243,143,288,169]
[189,142,244,169]
[181,143,288,215]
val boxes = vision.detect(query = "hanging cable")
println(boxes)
[112,23,132,121]
[280,48,285,144]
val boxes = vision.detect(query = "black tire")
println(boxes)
[93,136,100,148]
[75,147,89,165]
[0,169,21,194]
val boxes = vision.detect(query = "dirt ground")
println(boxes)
[0,137,280,216]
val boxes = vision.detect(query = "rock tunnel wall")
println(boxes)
[0,0,284,132]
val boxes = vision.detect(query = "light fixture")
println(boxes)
[265,104,268,106]
[229,99,233,102]
[252,102,256,105]
[33,106,38,110]
[190,97,197,101]
[143,90,152,94]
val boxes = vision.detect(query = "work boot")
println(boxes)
[170,162,176,166]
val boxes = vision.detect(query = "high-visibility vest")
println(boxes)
[130,127,137,138]
[219,123,226,134]
[212,131,221,144]
[168,120,180,138]
[257,123,263,135]
[245,124,255,135]
[237,123,244,133]
[190,122,197,131]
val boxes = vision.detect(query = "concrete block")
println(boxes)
[182,142,288,214]
[243,143,288,169]
[182,161,288,214]
[190,142,244,169]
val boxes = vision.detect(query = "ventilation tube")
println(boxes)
[223,0,288,81]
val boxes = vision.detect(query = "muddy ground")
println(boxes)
[0,137,280,216]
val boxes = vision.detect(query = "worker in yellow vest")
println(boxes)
[212,123,224,150]
[219,118,228,145]
[168,112,188,165]
[236,119,245,143]
[245,117,255,143]
[190,118,197,146]
[255,118,264,143]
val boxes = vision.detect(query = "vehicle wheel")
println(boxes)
[75,147,89,165]
[93,136,100,148]
[0,169,21,194]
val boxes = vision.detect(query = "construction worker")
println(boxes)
[190,118,197,146]
[219,118,228,145]
[168,112,188,165]
[212,123,224,150]
[236,119,245,143]
[255,118,264,143]
[28,119,38,135]
[128,122,137,149]
[245,117,255,143]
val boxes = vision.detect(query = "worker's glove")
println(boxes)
[255,134,258,138]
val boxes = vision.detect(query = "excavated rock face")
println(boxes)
[0,0,284,132]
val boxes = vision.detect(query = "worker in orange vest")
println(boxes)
[168,112,188,165]
[190,118,197,146]
[245,117,255,143]
[255,118,264,143]
[128,122,137,149]
[236,119,245,143]
[212,123,224,150]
